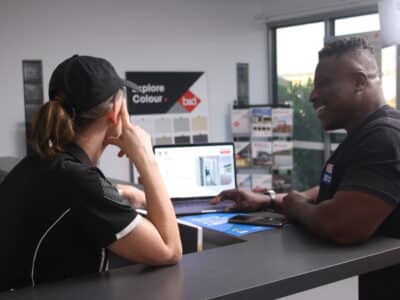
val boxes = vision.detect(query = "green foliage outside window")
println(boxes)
[278,78,324,190]
[278,78,323,142]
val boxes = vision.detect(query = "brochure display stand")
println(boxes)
[231,105,293,193]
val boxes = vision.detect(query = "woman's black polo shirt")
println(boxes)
[0,143,141,291]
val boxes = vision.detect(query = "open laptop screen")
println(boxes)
[154,143,236,199]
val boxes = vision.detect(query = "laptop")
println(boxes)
[154,143,237,215]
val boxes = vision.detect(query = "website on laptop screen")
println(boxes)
[154,144,236,198]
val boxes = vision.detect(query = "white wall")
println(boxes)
[0,0,378,180]
[0,0,269,152]
[0,0,270,179]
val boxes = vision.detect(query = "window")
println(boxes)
[335,14,397,108]
[335,14,380,35]
[269,9,398,190]
[276,23,325,190]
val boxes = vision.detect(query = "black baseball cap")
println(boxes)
[49,55,140,113]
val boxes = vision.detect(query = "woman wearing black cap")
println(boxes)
[0,55,182,291]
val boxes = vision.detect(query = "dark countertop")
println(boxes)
[3,225,400,300]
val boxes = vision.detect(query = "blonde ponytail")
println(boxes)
[30,100,75,160]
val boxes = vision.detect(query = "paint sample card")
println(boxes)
[155,118,173,134]
[155,136,173,145]
[192,134,208,144]
[173,117,190,132]
[192,116,208,131]
[175,135,191,144]
[133,117,154,135]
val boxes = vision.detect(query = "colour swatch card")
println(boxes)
[132,114,209,145]
[178,213,274,237]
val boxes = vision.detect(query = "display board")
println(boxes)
[125,71,210,183]
[231,105,293,193]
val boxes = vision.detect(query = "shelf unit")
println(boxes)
[231,104,293,193]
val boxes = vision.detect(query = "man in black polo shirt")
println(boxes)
[212,37,400,299]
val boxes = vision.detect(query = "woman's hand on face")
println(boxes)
[106,99,156,173]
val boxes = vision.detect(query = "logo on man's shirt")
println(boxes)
[322,163,334,184]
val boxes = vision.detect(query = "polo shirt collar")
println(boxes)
[64,143,93,166]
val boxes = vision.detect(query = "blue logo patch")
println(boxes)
[322,173,332,184]
[322,163,334,184]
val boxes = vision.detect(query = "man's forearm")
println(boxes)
[283,196,348,243]
[279,191,332,241]
[301,186,319,203]
[284,199,318,227]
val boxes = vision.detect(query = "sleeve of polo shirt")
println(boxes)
[338,127,400,205]
[66,164,142,248]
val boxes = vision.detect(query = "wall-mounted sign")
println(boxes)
[126,72,205,115]
[125,71,210,183]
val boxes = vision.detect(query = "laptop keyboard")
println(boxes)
[174,199,232,214]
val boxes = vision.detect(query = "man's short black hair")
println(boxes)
[319,37,374,59]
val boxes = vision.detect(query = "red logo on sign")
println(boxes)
[178,90,201,112]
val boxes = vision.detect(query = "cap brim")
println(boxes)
[123,79,142,93]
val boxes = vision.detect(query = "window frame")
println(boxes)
[266,4,399,106]
[265,5,400,188]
